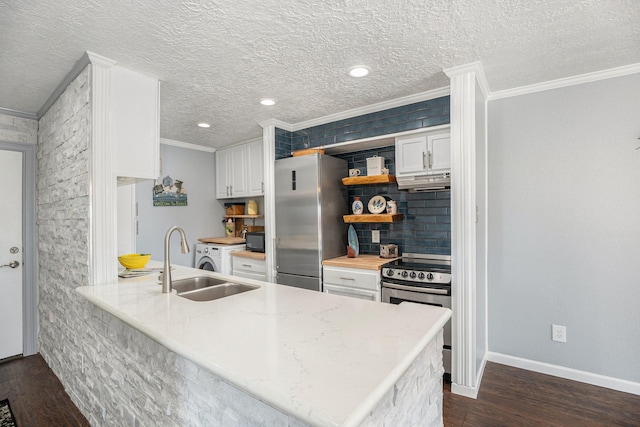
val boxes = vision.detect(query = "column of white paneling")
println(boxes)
[88,53,117,286]
[261,124,277,281]
[445,63,482,397]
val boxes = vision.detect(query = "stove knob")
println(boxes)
[418,272,425,279]
[386,269,394,277]
[426,273,434,281]
[410,271,417,279]
[401,271,409,278]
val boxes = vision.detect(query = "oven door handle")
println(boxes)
[381,281,450,295]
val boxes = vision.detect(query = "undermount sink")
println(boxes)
[171,276,229,294]
[166,276,259,302]
[178,282,259,302]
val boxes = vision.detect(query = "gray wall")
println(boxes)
[0,113,38,144]
[136,143,225,267]
[487,72,640,382]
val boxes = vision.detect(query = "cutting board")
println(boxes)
[198,237,246,244]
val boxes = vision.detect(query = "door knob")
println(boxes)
[0,260,19,268]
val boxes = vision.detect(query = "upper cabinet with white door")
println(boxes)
[395,132,450,176]
[216,144,248,199]
[215,138,264,199]
[246,139,264,196]
[110,65,160,181]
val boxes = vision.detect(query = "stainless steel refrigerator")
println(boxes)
[275,154,348,291]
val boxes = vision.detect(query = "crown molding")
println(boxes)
[160,138,216,153]
[0,107,38,120]
[259,86,450,133]
[37,51,117,118]
[259,118,294,131]
[488,62,640,100]
[289,86,450,132]
[444,61,490,98]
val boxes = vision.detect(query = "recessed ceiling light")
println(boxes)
[348,66,370,78]
[260,98,276,106]
[197,122,211,128]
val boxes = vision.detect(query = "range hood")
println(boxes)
[396,173,450,192]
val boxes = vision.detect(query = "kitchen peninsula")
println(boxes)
[77,263,451,426]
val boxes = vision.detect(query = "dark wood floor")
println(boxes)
[1,355,639,426]
[0,354,89,426]
[444,362,640,427]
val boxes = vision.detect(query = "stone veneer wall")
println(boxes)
[0,112,38,144]
[360,330,445,426]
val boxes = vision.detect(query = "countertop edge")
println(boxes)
[322,255,399,271]
[230,250,266,260]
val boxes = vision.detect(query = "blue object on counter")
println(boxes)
[348,224,359,256]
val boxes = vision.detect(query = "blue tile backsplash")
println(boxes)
[292,96,449,150]
[335,147,451,256]
[274,95,451,255]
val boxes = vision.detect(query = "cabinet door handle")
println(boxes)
[226,185,230,196]
[422,152,427,169]
[242,264,252,268]
[428,151,432,168]
[261,181,264,193]
[339,277,355,281]
[229,185,233,196]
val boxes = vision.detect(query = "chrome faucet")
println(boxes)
[162,226,190,293]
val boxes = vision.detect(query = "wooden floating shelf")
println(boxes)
[343,214,403,223]
[223,214,264,219]
[341,175,396,185]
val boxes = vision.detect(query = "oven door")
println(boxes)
[382,283,451,376]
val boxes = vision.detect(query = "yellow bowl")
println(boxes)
[118,253,151,269]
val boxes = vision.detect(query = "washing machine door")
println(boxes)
[197,256,217,272]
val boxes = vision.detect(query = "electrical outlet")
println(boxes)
[552,324,566,343]
[372,230,380,243]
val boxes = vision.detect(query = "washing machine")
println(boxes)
[195,243,245,275]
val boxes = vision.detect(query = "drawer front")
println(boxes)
[322,266,380,291]
[324,284,380,302]
[233,258,266,274]
[233,270,267,282]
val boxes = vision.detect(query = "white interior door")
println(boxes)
[0,149,23,360]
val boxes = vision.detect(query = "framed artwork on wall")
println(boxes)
[153,175,188,206]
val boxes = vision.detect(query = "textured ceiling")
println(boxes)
[1,0,639,148]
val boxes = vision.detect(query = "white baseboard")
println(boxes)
[487,352,640,396]
[450,353,488,399]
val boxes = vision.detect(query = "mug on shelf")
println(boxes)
[349,168,362,177]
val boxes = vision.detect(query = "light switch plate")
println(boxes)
[372,230,380,243]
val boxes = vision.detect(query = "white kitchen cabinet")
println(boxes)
[395,132,450,176]
[111,65,160,181]
[246,139,264,196]
[322,266,381,301]
[216,139,263,199]
[232,256,266,281]
[216,144,248,199]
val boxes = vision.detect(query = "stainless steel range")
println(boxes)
[381,253,452,380]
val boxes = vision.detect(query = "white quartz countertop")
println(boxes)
[77,262,451,427]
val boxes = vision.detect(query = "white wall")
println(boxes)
[487,73,640,382]
[136,143,224,267]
